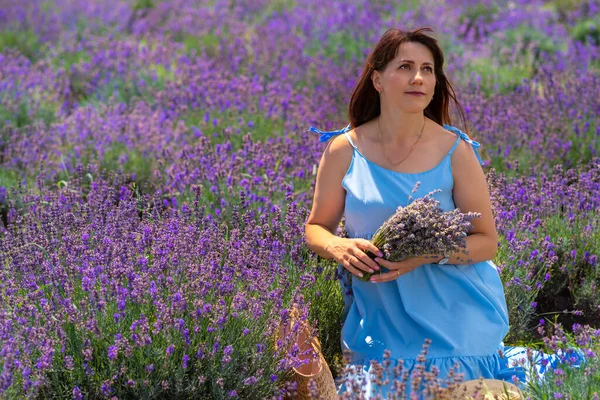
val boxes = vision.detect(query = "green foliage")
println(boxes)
[392,0,420,14]
[455,25,567,97]
[178,107,287,149]
[52,142,154,196]
[50,50,91,72]
[0,169,27,192]
[70,62,174,107]
[133,0,155,11]
[524,323,600,398]
[502,25,562,58]
[100,143,154,185]
[486,116,599,177]
[248,0,297,24]
[564,118,600,168]
[305,259,346,379]
[173,32,224,58]
[34,277,281,398]
[546,0,590,16]
[569,16,600,45]
[93,77,139,106]
[81,77,147,108]
[497,206,599,345]
[496,235,544,343]
[539,213,600,314]
[0,29,44,61]
[460,2,499,24]
[304,30,373,65]
[0,100,57,129]
[149,63,176,87]
[463,57,534,97]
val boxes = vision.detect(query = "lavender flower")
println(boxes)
[356,185,481,281]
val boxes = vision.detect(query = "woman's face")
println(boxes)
[372,41,436,113]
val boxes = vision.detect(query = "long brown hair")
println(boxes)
[348,27,469,135]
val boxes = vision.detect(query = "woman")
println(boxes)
[303,28,563,398]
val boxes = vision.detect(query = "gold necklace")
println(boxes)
[377,116,426,167]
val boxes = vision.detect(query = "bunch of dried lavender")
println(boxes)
[357,185,481,282]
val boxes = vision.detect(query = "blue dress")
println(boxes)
[308,123,583,398]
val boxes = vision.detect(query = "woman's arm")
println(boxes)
[305,134,382,276]
[305,135,352,259]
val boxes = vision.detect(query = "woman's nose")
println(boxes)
[411,71,424,83]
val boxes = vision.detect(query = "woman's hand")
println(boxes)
[368,256,426,283]
[326,237,383,278]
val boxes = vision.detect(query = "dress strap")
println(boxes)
[309,123,484,165]
[443,124,484,165]
[343,131,357,149]
[448,136,462,156]
[307,123,352,143]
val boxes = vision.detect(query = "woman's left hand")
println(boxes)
[369,256,426,283]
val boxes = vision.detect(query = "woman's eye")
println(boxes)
[400,65,433,72]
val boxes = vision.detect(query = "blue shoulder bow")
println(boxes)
[443,124,484,166]
[307,123,352,143]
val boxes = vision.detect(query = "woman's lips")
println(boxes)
[406,92,425,96]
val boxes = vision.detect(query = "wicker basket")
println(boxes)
[274,304,338,399]
[449,378,523,399]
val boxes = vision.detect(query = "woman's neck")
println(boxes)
[377,112,426,147]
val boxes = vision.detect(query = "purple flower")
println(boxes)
[196,348,204,359]
[107,346,118,361]
[585,349,595,358]
[64,356,74,370]
[243,376,258,386]
[530,249,539,258]
[570,250,577,259]
[166,345,175,357]
[101,382,112,396]
[554,378,563,387]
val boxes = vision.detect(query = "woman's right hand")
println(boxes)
[325,237,382,278]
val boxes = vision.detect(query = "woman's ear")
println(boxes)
[371,71,381,93]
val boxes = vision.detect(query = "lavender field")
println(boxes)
[0,0,599,398]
